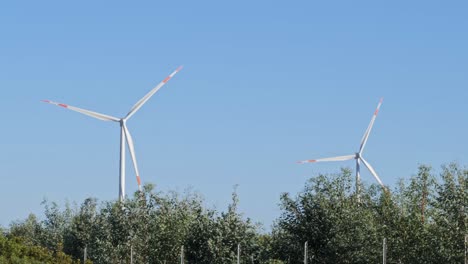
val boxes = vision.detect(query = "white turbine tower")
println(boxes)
[298,98,386,198]
[42,66,183,201]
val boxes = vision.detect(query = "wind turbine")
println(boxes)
[297,98,386,198]
[42,66,183,201]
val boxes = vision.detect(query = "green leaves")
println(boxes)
[3,163,466,263]
[0,232,80,264]
[272,163,468,264]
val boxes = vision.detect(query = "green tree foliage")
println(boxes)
[0,232,80,264]
[271,169,381,263]
[272,164,468,264]
[2,163,466,263]
[431,163,467,263]
[201,188,261,264]
[9,214,42,247]
[5,184,260,263]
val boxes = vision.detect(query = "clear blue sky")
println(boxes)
[1,1,467,229]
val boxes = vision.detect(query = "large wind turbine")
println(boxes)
[297,98,386,197]
[42,66,183,201]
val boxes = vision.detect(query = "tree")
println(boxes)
[9,213,43,247]
[3,162,466,263]
[207,188,261,264]
[431,163,467,262]
[0,232,81,264]
[65,198,98,261]
[272,169,382,263]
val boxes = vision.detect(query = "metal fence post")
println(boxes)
[465,234,467,264]
[304,241,308,264]
[83,245,87,263]
[383,238,387,264]
[180,245,184,264]
[237,243,240,264]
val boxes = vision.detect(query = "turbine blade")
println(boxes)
[125,66,183,120]
[41,100,120,122]
[297,154,355,164]
[122,124,142,192]
[359,98,383,153]
[360,157,386,189]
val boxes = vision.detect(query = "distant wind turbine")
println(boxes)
[42,66,183,201]
[297,98,386,198]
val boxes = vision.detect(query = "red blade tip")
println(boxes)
[297,159,316,164]
[136,175,141,186]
